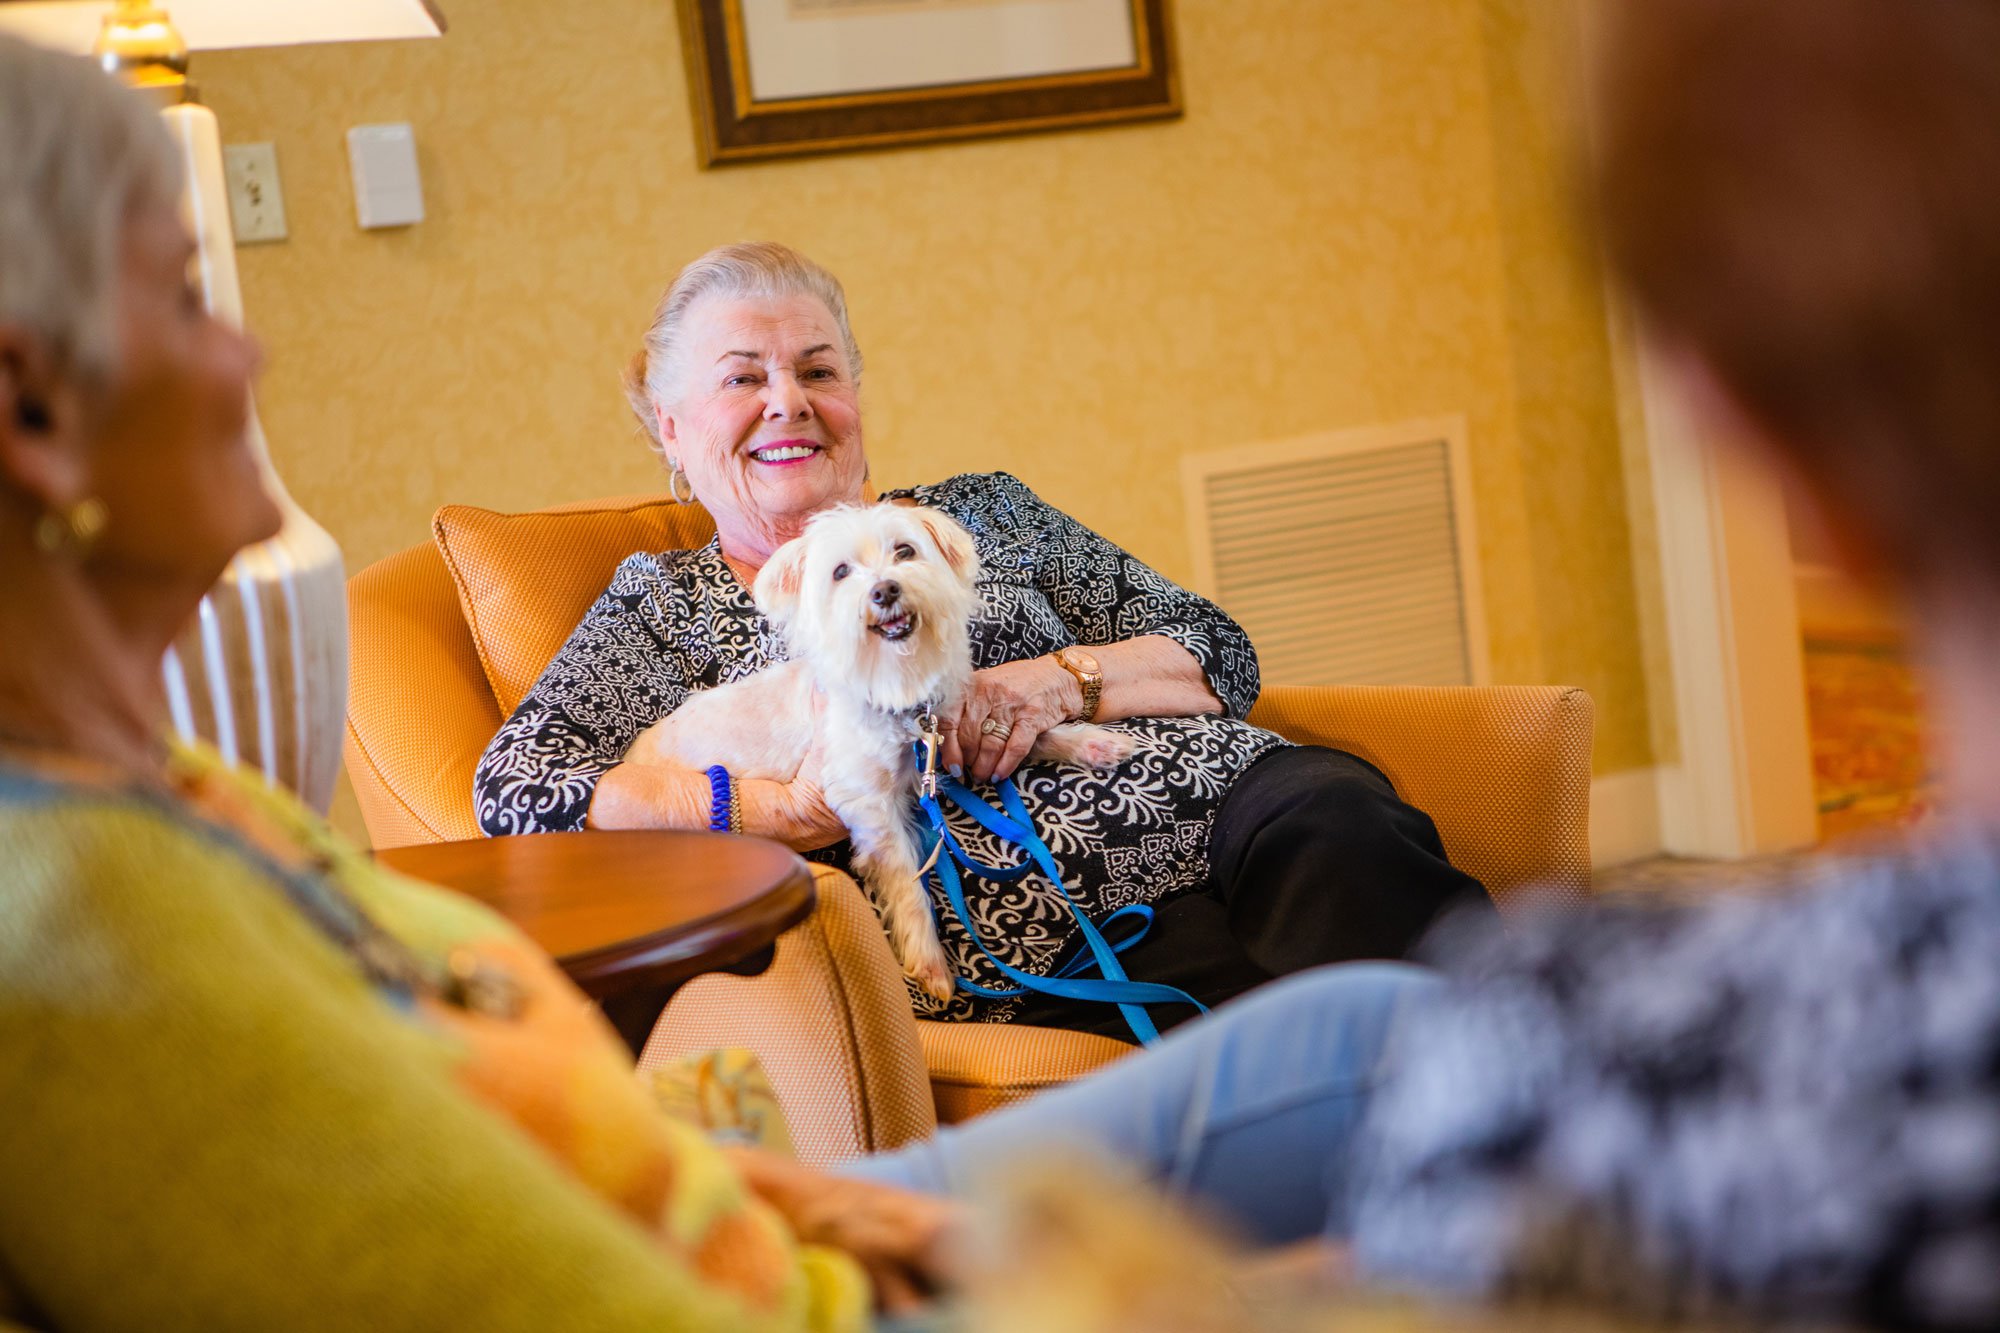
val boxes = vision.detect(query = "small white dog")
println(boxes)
[625,502,1135,1001]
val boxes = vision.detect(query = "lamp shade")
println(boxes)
[0,0,444,52]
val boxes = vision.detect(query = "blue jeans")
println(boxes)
[845,962,1439,1246]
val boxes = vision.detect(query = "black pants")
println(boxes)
[1013,745,1490,1039]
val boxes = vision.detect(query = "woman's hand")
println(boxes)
[936,637,1223,785]
[940,656,1081,785]
[592,739,846,851]
[724,1147,964,1314]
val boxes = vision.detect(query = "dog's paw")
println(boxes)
[906,950,956,1004]
[896,923,956,1003]
[882,896,957,1003]
[1035,723,1140,772]
[1075,729,1140,770]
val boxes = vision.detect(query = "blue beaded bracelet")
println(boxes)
[705,764,735,834]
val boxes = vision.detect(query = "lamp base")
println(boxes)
[156,99,349,814]
[164,503,347,812]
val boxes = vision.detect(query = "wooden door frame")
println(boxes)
[1631,337,1819,858]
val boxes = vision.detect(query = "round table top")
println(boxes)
[377,830,817,999]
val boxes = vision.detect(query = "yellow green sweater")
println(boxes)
[0,747,867,1332]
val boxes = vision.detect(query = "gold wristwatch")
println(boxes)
[1051,646,1103,722]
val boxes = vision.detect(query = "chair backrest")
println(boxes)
[344,493,713,847]
[347,495,1594,904]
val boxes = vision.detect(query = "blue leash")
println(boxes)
[910,739,1206,1045]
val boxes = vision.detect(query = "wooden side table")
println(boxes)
[379,830,816,1056]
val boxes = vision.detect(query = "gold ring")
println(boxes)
[980,718,1014,739]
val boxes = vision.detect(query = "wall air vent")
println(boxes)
[1182,417,1489,687]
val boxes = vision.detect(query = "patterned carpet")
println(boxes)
[1801,634,1938,840]
[1597,630,1937,899]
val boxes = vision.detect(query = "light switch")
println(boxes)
[222,142,287,244]
[346,123,425,229]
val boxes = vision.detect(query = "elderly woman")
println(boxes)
[474,243,1484,1034]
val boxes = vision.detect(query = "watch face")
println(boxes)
[1063,647,1100,675]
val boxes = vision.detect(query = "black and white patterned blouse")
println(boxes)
[474,472,1289,1022]
[1350,832,2000,1329]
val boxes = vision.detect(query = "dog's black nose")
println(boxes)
[870,579,901,607]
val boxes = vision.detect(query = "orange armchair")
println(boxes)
[345,493,1593,1165]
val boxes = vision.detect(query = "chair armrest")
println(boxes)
[1247,685,1594,907]
[918,1021,1136,1125]
[639,864,937,1167]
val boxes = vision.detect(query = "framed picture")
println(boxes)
[677,0,1180,166]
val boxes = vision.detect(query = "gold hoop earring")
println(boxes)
[666,461,694,506]
[33,497,107,559]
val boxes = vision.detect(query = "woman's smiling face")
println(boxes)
[657,292,867,547]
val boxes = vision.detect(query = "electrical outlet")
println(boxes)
[223,142,288,245]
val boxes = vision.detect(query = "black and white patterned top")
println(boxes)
[474,472,1289,1022]
[1350,832,2000,1329]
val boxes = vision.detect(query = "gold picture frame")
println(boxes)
[677,0,1181,166]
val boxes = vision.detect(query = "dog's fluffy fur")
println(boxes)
[625,502,1135,1000]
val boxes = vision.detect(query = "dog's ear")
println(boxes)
[915,511,981,586]
[752,536,811,628]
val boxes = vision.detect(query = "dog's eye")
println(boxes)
[832,562,851,582]
[893,542,917,562]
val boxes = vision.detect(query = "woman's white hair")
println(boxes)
[0,34,182,385]
[621,241,864,456]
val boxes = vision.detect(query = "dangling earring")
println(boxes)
[666,460,694,506]
[33,497,108,559]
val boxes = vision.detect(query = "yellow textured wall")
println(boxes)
[201,0,1651,789]
[1469,0,1653,769]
